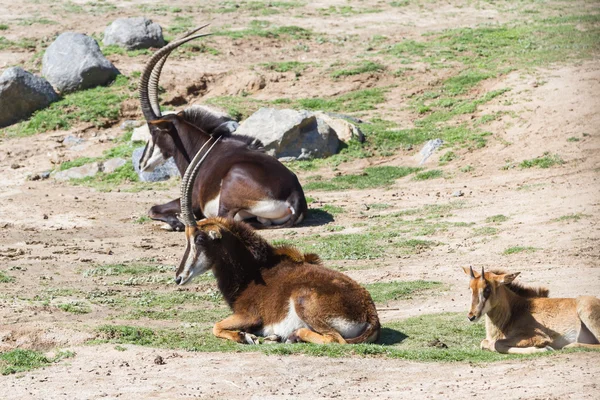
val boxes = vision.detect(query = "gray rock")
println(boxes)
[235,108,339,160]
[0,67,58,128]
[54,162,101,181]
[62,135,85,146]
[102,157,127,174]
[42,32,120,93]
[452,190,464,197]
[132,146,180,182]
[314,111,365,143]
[419,139,444,165]
[120,120,143,130]
[131,124,151,142]
[103,17,165,50]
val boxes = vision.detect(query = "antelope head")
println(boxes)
[462,266,520,322]
[174,136,222,285]
[138,25,210,172]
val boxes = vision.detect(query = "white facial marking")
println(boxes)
[141,142,166,172]
[179,236,211,285]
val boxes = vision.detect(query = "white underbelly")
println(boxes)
[329,318,368,339]
[261,299,308,340]
[203,193,220,218]
[248,200,292,219]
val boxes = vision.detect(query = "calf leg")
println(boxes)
[286,295,347,345]
[213,313,262,344]
[148,198,185,232]
[573,296,600,347]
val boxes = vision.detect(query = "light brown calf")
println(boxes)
[463,266,600,354]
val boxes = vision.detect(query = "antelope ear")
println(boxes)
[498,272,520,285]
[462,266,471,276]
[148,119,173,131]
[207,229,222,240]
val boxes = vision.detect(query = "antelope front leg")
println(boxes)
[287,328,346,344]
[493,339,554,354]
[213,314,262,344]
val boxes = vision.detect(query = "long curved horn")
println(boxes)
[179,136,222,227]
[469,266,475,279]
[148,24,211,117]
[139,30,211,122]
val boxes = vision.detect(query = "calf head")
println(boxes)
[462,266,519,322]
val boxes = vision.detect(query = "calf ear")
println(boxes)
[498,272,520,285]
[207,228,222,240]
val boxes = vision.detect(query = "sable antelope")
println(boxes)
[138,26,307,231]
[173,150,380,344]
[463,266,600,354]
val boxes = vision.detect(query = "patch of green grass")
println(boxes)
[101,45,151,57]
[519,152,564,169]
[261,61,310,75]
[94,313,559,362]
[396,239,438,253]
[486,215,508,223]
[368,203,391,210]
[209,1,304,15]
[471,227,498,236]
[4,75,130,137]
[319,204,345,215]
[305,166,420,191]
[134,215,151,224]
[17,17,57,26]
[297,88,387,113]
[168,15,194,35]
[460,165,474,173]
[70,162,139,191]
[300,234,384,260]
[365,281,442,303]
[503,246,538,255]
[439,151,456,165]
[389,1,409,6]
[217,22,312,40]
[58,301,91,314]
[59,157,97,171]
[0,24,8,30]
[413,169,443,181]
[552,213,590,223]
[1,350,50,375]
[566,136,580,142]
[0,271,15,283]
[331,61,385,78]
[84,263,172,277]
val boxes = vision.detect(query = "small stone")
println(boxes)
[10,163,21,169]
[43,214,48,220]
[154,355,165,365]
[120,120,142,130]
[452,190,464,197]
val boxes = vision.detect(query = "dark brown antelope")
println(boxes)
[463,266,600,354]
[138,26,307,231]
[172,148,380,344]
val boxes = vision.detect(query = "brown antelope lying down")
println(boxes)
[463,266,600,354]
[174,148,380,344]
[137,26,307,231]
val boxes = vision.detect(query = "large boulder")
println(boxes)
[103,17,165,50]
[0,67,58,128]
[42,32,120,93]
[235,108,339,161]
[132,146,180,182]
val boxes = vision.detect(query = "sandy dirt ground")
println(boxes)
[0,0,599,399]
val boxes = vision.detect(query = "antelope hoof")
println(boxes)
[239,332,259,345]
[263,335,281,344]
[542,345,555,352]
[480,339,492,351]
[285,331,302,344]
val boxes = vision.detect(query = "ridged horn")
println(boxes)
[139,29,211,122]
[148,24,211,117]
[179,136,222,227]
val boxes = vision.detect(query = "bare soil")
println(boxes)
[0,1,599,399]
